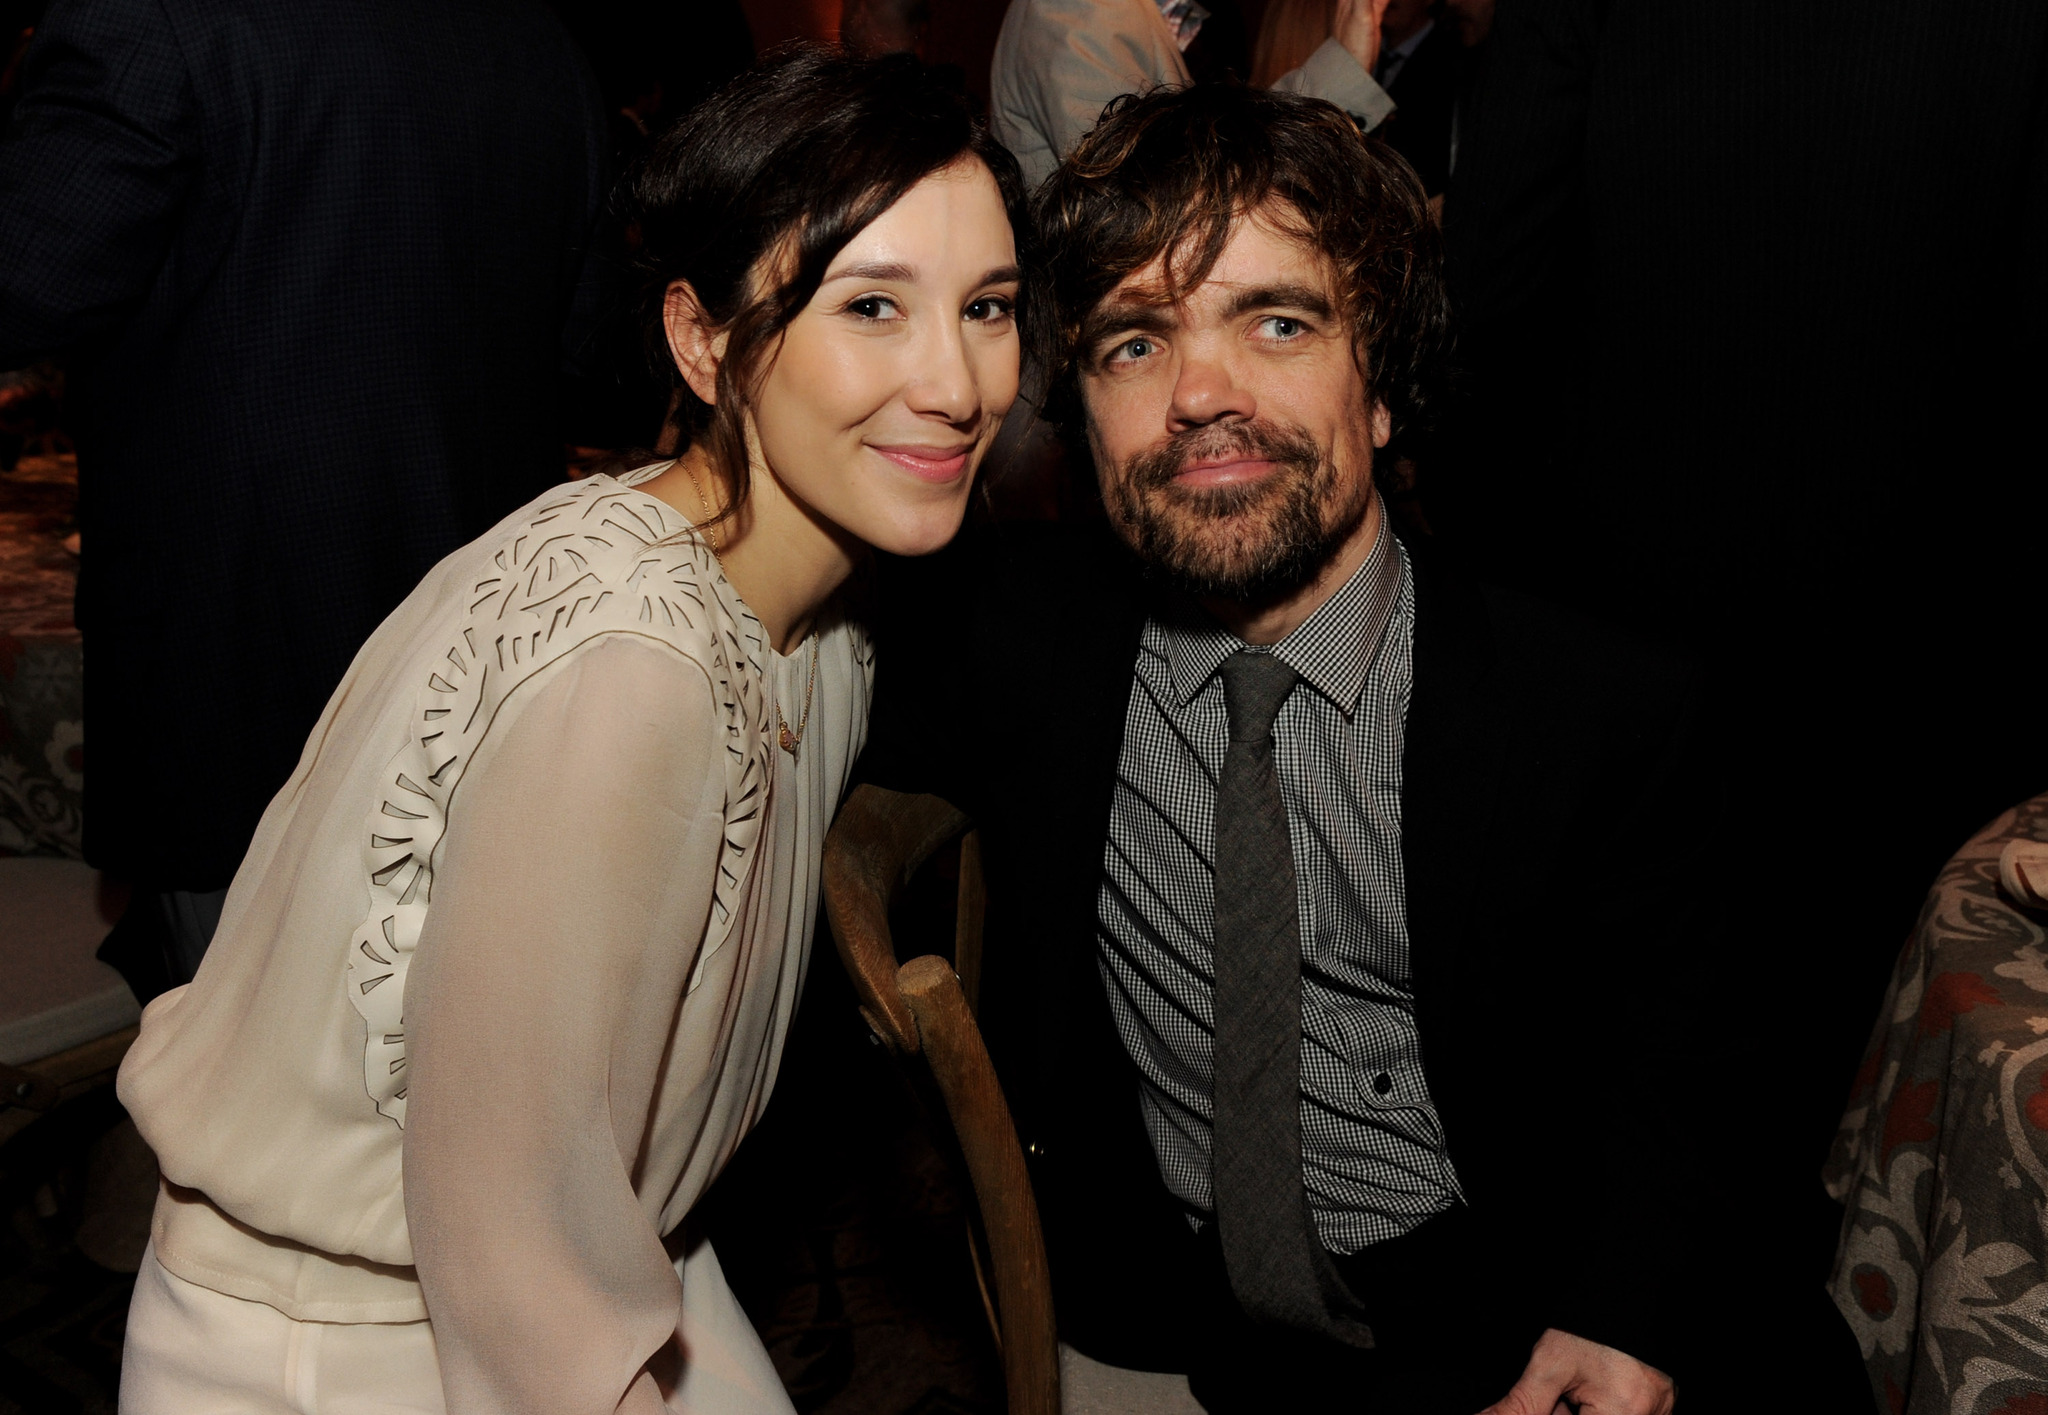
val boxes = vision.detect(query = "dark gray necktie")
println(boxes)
[1212,650,1374,1346]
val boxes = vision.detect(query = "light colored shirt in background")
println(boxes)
[992,0,1396,188]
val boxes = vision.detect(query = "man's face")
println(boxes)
[1078,206,1389,605]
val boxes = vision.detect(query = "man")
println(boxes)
[0,0,608,997]
[990,0,1396,189]
[865,84,1709,1411]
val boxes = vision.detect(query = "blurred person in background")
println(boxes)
[1248,0,1335,84]
[1255,0,1471,197]
[1361,0,1458,195]
[991,0,1394,190]
[0,0,608,1000]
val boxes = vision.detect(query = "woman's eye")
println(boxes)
[847,295,901,321]
[965,296,1015,324]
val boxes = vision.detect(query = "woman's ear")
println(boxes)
[663,281,727,406]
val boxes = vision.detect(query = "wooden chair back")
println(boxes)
[822,784,1059,1415]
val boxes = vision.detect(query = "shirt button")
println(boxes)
[1373,1072,1394,1096]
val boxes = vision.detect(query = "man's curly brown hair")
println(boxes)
[1033,82,1448,454]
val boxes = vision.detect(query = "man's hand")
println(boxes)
[1478,1329,1676,1415]
[1334,0,1394,77]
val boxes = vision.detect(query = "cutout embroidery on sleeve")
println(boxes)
[345,478,771,1127]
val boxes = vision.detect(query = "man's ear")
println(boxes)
[1370,398,1392,449]
[663,281,728,406]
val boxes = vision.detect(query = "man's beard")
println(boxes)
[1102,420,1357,604]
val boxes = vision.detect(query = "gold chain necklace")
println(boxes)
[778,637,818,763]
[682,461,720,552]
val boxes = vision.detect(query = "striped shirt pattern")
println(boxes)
[1096,518,1464,1254]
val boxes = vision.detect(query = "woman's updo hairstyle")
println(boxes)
[626,45,1030,522]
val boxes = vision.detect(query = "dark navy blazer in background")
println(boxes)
[0,0,608,887]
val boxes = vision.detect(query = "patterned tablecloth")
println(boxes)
[0,454,83,857]
[1827,791,2048,1413]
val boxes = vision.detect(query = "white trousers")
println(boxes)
[121,1245,444,1414]
[121,1240,794,1415]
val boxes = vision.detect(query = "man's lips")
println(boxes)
[871,443,972,483]
[1171,457,1279,490]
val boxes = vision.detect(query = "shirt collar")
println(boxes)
[1153,497,1406,715]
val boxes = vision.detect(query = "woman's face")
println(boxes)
[746,158,1021,556]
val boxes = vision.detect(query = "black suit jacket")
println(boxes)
[862,520,1721,1376]
[0,0,607,886]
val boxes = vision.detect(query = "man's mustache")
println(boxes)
[1123,420,1323,492]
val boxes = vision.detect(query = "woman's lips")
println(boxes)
[872,443,971,483]
[1172,457,1277,490]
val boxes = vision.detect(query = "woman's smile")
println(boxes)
[868,441,974,483]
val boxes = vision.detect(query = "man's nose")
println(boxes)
[1167,345,1255,429]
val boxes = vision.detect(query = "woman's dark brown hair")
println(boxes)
[1033,82,1448,456]
[625,45,1029,518]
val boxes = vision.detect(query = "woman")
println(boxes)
[115,47,1025,1415]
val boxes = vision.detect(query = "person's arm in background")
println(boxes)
[0,0,198,363]
[1270,0,1397,132]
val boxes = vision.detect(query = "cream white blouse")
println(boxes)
[117,467,872,1414]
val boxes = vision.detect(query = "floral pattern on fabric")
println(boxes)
[1826,791,2048,1413]
[0,455,83,858]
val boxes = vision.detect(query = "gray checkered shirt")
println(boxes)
[1096,516,1464,1254]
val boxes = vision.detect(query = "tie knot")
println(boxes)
[1218,650,1299,744]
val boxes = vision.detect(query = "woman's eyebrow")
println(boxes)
[823,260,917,283]
[823,261,1022,286]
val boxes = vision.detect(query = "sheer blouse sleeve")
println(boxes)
[401,635,729,1415]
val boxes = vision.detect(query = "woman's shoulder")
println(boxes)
[419,470,786,702]
[471,473,723,639]
[343,474,769,1130]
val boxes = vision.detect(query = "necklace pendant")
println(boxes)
[779,722,800,762]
